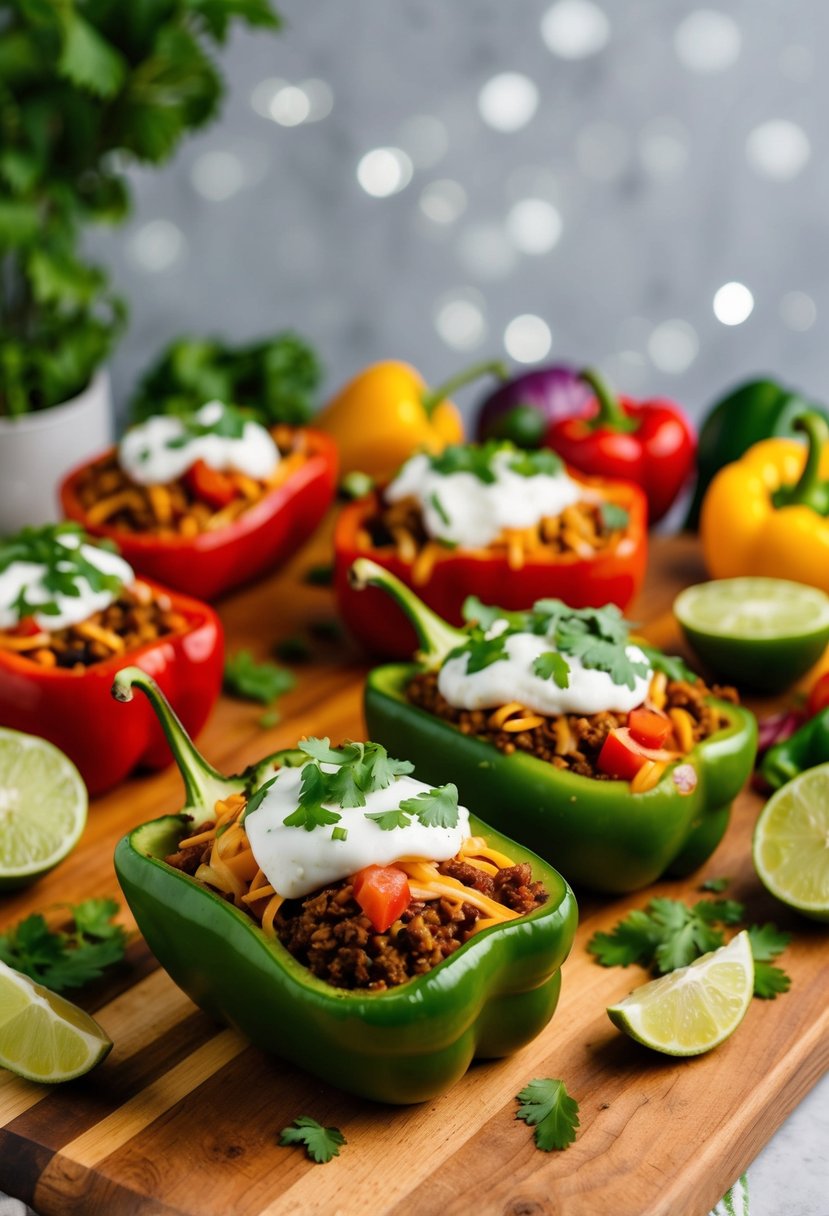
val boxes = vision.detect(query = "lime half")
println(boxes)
[674,577,829,692]
[0,728,87,890]
[753,763,829,921]
[0,960,111,1082]
[607,931,754,1056]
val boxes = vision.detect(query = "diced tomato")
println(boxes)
[351,864,411,932]
[598,728,650,781]
[10,616,41,637]
[628,706,672,749]
[808,671,829,718]
[183,459,238,509]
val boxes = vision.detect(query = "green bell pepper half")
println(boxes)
[351,560,758,895]
[111,667,577,1105]
[759,707,829,790]
[685,378,829,530]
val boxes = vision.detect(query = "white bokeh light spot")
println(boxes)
[190,150,245,202]
[746,121,811,181]
[541,0,610,59]
[419,180,467,225]
[434,289,487,352]
[301,79,333,122]
[647,320,699,374]
[713,282,754,326]
[268,85,311,127]
[779,292,817,332]
[250,77,286,118]
[504,315,552,363]
[357,148,413,198]
[128,220,185,274]
[505,199,563,255]
[478,73,539,133]
[674,10,741,73]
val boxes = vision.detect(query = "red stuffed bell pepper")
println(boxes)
[546,370,696,525]
[334,440,647,658]
[61,401,337,601]
[0,523,222,795]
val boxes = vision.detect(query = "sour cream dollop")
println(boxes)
[244,765,470,899]
[0,534,134,631]
[119,400,279,486]
[438,631,652,717]
[385,448,582,549]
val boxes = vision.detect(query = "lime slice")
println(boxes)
[753,763,829,921]
[674,577,829,692]
[607,931,754,1056]
[0,728,87,890]
[0,960,112,1082]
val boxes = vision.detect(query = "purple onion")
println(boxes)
[756,709,806,756]
[474,364,594,447]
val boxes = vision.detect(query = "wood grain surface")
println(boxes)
[1,528,827,1216]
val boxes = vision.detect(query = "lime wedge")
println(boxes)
[674,578,829,691]
[607,931,754,1056]
[753,763,829,921]
[0,727,87,890]
[0,960,112,1082]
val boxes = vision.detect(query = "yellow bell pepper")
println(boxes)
[314,360,506,478]
[701,413,829,590]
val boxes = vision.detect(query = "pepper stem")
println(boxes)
[772,412,829,513]
[421,360,509,418]
[348,559,466,667]
[112,667,243,810]
[580,369,638,434]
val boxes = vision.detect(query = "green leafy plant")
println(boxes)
[0,0,281,417]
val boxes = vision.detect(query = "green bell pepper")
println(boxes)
[685,377,829,530]
[760,706,829,790]
[112,667,577,1105]
[351,560,758,894]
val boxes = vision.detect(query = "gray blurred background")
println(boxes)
[89,0,826,429]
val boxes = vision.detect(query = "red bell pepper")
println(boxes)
[0,581,223,796]
[333,473,647,658]
[545,370,696,525]
[60,428,338,601]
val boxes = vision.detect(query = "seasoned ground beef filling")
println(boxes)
[165,835,547,992]
[406,672,738,779]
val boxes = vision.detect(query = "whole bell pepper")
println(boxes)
[685,378,829,530]
[701,413,829,591]
[314,360,506,479]
[60,428,338,601]
[351,560,758,894]
[759,707,829,790]
[474,364,594,448]
[0,585,223,796]
[546,370,697,524]
[112,668,577,1105]
[334,473,648,658]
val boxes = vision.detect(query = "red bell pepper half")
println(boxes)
[60,428,338,601]
[334,474,647,658]
[0,582,223,796]
[545,370,696,525]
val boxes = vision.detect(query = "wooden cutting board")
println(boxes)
[1,532,827,1216]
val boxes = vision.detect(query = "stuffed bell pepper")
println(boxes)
[350,560,757,894]
[0,523,222,795]
[112,668,576,1104]
[61,400,337,600]
[334,439,647,657]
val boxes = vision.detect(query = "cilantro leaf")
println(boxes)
[753,962,791,999]
[700,877,730,893]
[747,923,792,961]
[532,651,570,688]
[282,803,342,832]
[298,737,347,764]
[599,502,630,531]
[365,808,412,831]
[638,646,697,684]
[428,443,499,483]
[0,900,128,992]
[509,448,563,478]
[327,763,368,809]
[278,1116,346,1164]
[224,651,296,705]
[398,783,460,829]
[587,909,664,968]
[429,491,451,527]
[363,748,414,791]
[515,1078,579,1151]
[304,563,333,587]
[693,899,745,926]
[447,625,509,675]
[243,776,277,819]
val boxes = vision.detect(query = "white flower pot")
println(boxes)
[0,369,114,535]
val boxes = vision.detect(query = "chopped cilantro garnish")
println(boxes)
[398,783,460,829]
[515,1078,580,1151]
[599,502,630,531]
[427,441,564,484]
[0,523,124,622]
[532,651,570,688]
[243,776,277,819]
[282,739,415,831]
[278,1116,346,1164]
[331,826,348,842]
[365,807,413,832]
[164,401,248,449]
[429,491,451,527]
[446,625,510,674]
[223,651,296,705]
[508,448,563,478]
[0,898,128,992]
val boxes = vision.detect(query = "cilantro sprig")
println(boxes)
[164,401,249,449]
[0,899,129,992]
[278,1116,346,1164]
[223,651,296,707]
[587,892,791,1000]
[516,1078,580,1151]
[0,523,124,622]
[427,441,563,484]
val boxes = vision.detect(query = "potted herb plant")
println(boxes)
[0,0,280,532]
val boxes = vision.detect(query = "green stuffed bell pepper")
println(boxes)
[112,667,577,1105]
[352,560,757,894]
